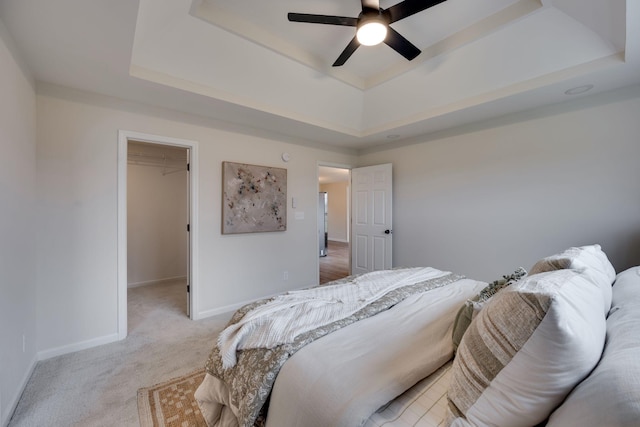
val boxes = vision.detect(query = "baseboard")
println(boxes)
[196,288,303,320]
[37,333,120,361]
[328,238,348,243]
[128,275,187,288]
[197,300,251,320]
[1,355,37,427]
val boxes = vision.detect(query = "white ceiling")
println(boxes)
[0,0,638,152]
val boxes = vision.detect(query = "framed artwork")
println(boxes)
[222,161,287,234]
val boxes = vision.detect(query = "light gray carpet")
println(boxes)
[8,280,230,426]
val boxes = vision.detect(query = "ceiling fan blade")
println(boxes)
[361,0,380,11]
[333,37,361,67]
[386,0,447,23]
[288,13,358,26]
[384,27,420,61]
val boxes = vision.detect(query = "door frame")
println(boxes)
[117,130,200,340]
[316,161,352,283]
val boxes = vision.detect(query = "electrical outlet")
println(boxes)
[283,271,289,281]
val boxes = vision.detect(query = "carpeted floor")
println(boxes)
[8,279,231,426]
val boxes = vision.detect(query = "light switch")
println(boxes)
[292,197,297,208]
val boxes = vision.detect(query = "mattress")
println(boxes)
[364,361,452,427]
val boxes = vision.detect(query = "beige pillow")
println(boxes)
[451,268,526,350]
[447,270,607,427]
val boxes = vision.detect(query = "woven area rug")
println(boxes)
[137,369,207,427]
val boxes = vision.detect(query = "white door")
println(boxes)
[351,163,393,275]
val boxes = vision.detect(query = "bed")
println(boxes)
[197,244,640,427]
[194,267,486,427]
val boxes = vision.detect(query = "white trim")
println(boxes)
[198,302,247,320]
[1,356,37,427]
[127,276,188,289]
[37,333,120,361]
[117,130,200,339]
[117,133,127,340]
[328,238,349,244]
[197,289,292,320]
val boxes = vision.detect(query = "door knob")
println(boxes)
[384,229,392,234]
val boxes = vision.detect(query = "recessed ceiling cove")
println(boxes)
[190,0,541,89]
[128,0,632,148]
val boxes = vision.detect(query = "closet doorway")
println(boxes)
[117,131,199,340]
[318,165,351,284]
[126,141,190,329]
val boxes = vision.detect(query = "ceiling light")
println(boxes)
[564,84,594,95]
[357,17,387,46]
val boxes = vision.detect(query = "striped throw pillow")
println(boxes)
[447,269,607,427]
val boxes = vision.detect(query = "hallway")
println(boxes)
[320,241,350,284]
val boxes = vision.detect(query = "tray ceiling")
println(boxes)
[1,0,637,151]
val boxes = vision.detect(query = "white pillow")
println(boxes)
[447,269,607,427]
[547,267,640,427]
[529,244,614,314]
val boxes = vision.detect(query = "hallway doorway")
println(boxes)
[318,165,351,284]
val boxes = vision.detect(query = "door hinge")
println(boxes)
[187,285,190,293]
[187,163,190,172]
[187,224,190,232]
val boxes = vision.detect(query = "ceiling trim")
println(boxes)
[360,83,640,156]
[129,63,364,137]
[129,50,623,142]
[362,52,625,137]
[190,0,543,91]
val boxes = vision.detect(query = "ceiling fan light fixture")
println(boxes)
[357,19,387,46]
[289,0,440,65]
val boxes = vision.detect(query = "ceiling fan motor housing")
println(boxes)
[357,9,390,45]
[358,8,390,25]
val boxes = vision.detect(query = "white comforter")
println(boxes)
[263,276,485,427]
[217,267,449,368]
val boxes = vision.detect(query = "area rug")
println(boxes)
[137,369,207,427]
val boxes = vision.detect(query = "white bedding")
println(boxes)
[264,277,485,427]
[218,268,449,368]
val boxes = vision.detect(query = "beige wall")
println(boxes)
[35,86,357,355]
[320,181,349,243]
[358,86,640,282]
[0,21,37,426]
[127,163,188,286]
[32,83,640,358]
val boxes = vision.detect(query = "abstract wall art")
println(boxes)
[222,161,287,234]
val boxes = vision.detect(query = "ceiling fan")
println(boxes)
[288,0,447,67]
